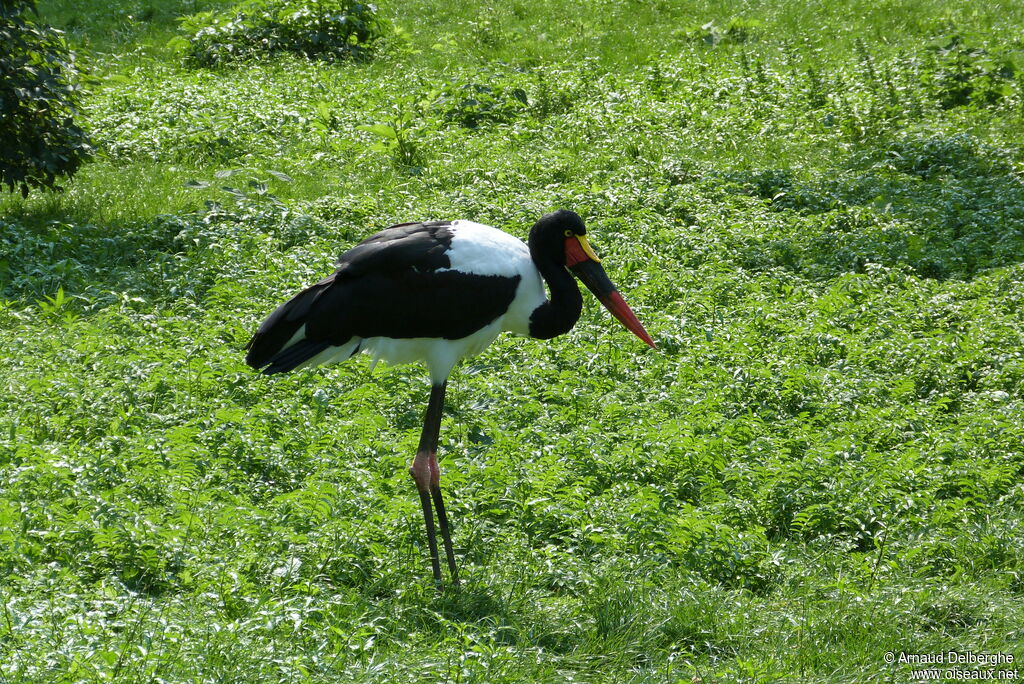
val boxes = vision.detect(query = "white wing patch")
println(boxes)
[441,220,532,277]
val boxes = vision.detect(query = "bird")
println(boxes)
[244,209,655,587]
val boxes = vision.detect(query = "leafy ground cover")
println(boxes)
[2,0,1024,680]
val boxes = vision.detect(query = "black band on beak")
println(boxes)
[569,259,616,299]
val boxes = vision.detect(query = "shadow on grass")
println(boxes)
[720,134,1024,280]
[1,189,336,319]
[38,0,232,49]
[434,580,514,622]
[0,204,187,305]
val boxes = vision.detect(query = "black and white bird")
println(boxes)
[245,209,655,587]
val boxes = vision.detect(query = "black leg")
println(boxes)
[418,489,442,585]
[431,487,459,585]
[409,382,458,587]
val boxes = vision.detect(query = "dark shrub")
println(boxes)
[0,0,92,197]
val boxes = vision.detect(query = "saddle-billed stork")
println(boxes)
[245,209,655,587]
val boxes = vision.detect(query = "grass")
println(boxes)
[2,0,1024,680]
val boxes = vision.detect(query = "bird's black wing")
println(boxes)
[243,272,337,371]
[334,221,456,277]
[245,222,520,373]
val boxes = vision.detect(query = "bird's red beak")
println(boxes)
[566,236,656,349]
[597,290,656,348]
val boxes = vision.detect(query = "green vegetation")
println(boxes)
[178,0,387,66]
[2,0,1024,680]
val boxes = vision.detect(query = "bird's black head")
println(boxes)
[527,209,656,349]
[527,208,587,259]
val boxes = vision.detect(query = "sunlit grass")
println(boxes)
[2,0,1024,680]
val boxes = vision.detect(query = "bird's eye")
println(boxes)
[564,229,574,237]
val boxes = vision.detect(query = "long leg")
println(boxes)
[415,487,442,585]
[432,483,459,585]
[408,382,458,586]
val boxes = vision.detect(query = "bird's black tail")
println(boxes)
[245,275,341,374]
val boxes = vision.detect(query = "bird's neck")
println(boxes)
[529,255,582,340]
